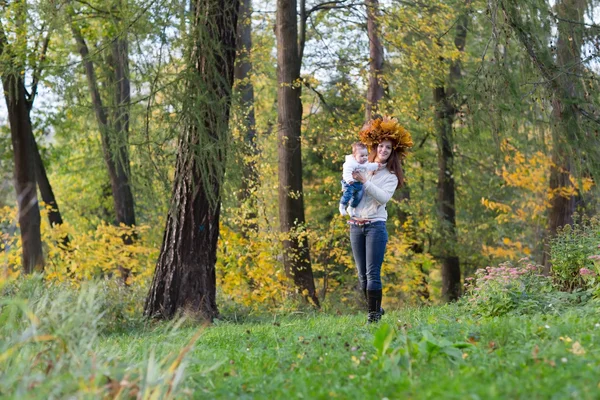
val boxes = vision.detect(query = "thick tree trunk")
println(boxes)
[433,4,469,302]
[70,20,136,231]
[144,0,239,320]
[365,0,384,120]
[276,0,320,307]
[1,68,44,273]
[235,0,259,234]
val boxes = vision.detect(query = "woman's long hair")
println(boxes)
[369,144,404,188]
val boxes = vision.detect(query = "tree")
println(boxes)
[68,3,136,235]
[433,1,470,301]
[500,0,594,269]
[0,18,44,273]
[144,0,239,320]
[546,0,586,265]
[0,1,67,271]
[365,0,384,120]
[276,0,319,307]
[235,0,259,235]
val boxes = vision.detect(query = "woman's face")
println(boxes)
[375,140,393,163]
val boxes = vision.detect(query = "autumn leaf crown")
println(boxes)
[358,115,414,158]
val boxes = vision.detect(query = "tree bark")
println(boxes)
[144,0,239,320]
[1,24,44,273]
[70,16,136,231]
[433,3,469,302]
[234,0,259,234]
[276,0,320,307]
[365,0,384,120]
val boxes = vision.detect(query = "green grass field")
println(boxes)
[100,305,600,399]
[2,279,600,399]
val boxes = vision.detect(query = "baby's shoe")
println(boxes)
[339,203,348,216]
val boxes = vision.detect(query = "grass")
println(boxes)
[2,278,600,399]
[100,304,600,399]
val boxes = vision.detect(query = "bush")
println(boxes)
[462,260,555,317]
[549,215,600,291]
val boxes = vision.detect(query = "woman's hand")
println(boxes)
[352,170,367,183]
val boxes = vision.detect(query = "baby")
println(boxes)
[339,142,380,216]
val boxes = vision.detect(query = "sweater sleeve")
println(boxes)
[363,172,398,204]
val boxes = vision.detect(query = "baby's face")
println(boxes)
[354,148,369,164]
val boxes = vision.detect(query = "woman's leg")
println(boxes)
[365,222,388,322]
[365,222,388,290]
[349,225,367,293]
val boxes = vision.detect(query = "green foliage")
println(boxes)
[550,215,600,291]
[462,260,556,317]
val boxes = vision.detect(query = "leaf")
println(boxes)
[373,323,394,357]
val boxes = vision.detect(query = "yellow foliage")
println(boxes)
[0,206,158,289]
[480,140,589,261]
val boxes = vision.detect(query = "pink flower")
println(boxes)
[580,268,596,277]
[589,255,600,261]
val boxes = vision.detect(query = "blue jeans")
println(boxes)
[349,221,388,291]
[340,180,364,207]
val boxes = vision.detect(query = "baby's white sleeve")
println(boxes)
[342,161,355,183]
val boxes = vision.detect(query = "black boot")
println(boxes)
[364,288,384,316]
[367,289,382,323]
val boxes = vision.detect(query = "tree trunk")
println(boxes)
[0,27,44,272]
[144,0,239,320]
[70,17,136,231]
[433,3,469,302]
[276,0,320,307]
[543,0,585,271]
[365,0,384,120]
[235,0,259,234]
[32,135,70,247]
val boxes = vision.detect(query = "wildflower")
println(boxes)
[579,268,596,277]
[561,357,568,363]
[595,323,600,328]
[545,325,550,329]
[588,255,600,261]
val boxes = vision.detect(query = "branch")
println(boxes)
[302,79,340,117]
[29,30,52,108]
[299,0,306,61]
[305,1,362,18]
[73,0,111,15]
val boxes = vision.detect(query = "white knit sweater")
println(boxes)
[352,167,398,221]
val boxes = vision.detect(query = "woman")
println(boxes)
[349,116,412,323]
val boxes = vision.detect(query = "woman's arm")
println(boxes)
[362,173,398,204]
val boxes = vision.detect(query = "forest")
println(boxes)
[2,0,600,398]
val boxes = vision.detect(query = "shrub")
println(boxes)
[549,215,600,291]
[462,260,555,317]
